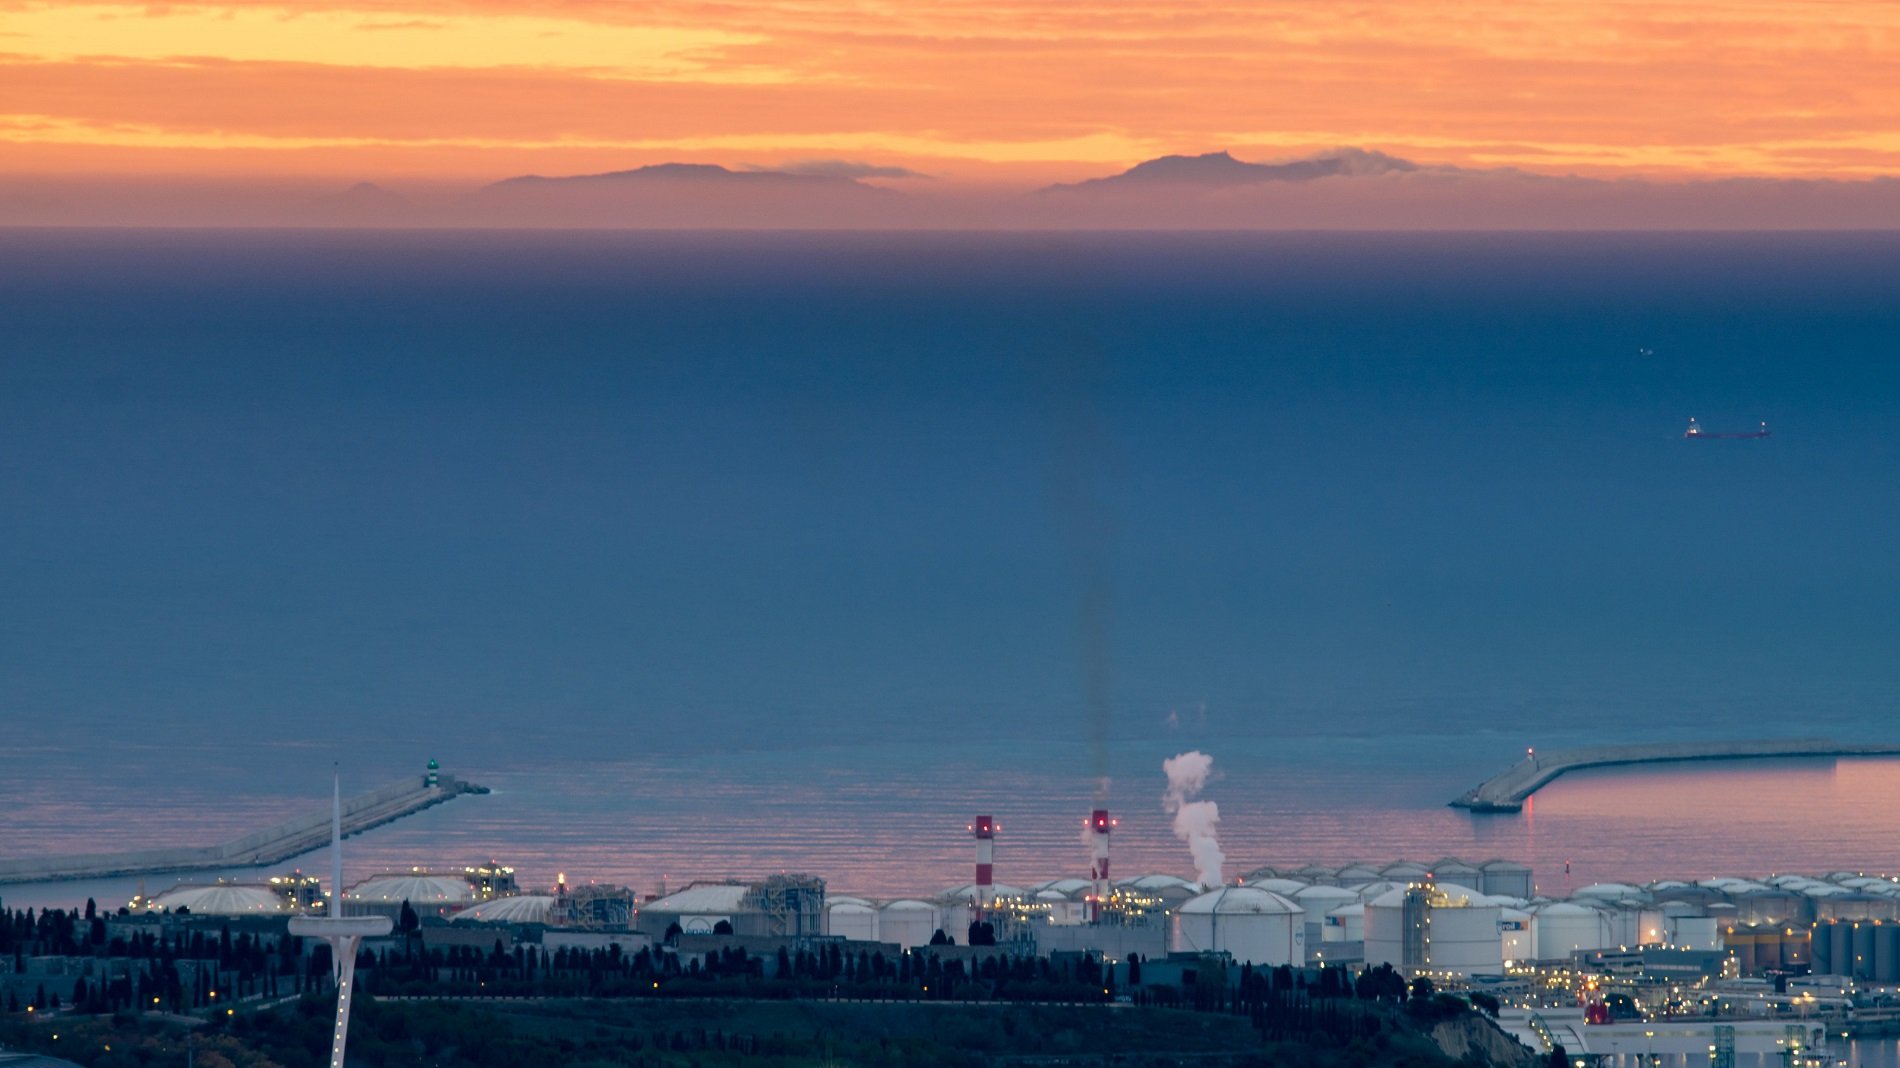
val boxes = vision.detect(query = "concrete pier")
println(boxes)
[0,773,488,884]
[1451,738,1900,812]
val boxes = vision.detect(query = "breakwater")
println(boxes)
[1451,738,1900,812]
[0,773,487,884]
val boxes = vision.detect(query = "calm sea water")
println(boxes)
[3,230,1898,910]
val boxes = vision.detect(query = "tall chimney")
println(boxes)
[971,815,996,912]
[1088,808,1114,921]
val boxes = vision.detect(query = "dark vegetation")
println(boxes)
[2,902,1517,1066]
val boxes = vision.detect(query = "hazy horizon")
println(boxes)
[8,147,1900,230]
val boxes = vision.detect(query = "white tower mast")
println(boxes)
[288,767,393,1068]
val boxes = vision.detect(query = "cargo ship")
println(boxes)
[1684,417,1770,439]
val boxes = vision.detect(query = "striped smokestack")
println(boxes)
[971,815,996,912]
[1088,808,1114,921]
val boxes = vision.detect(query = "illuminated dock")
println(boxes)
[1450,738,1900,812]
[0,771,488,884]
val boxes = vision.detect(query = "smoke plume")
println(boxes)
[1162,751,1224,887]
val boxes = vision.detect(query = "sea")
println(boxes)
[2,228,1897,910]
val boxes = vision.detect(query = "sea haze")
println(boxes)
[2,230,1897,902]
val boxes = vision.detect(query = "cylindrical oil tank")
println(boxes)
[1780,927,1809,969]
[1431,859,1483,887]
[1363,890,1409,969]
[1424,902,1505,977]
[1500,907,1533,963]
[1876,924,1900,983]
[1534,903,1607,959]
[1294,885,1360,949]
[1601,907,1643,949]
[1727,930,1756,974]
[876,900,942,948]
[1479,861,1534,901]
[1672,916,1720,952]
[1852,922,1876,979]
[1812,922,1834,973]
[1326,903,1364,943]
[824,901,878,941]
[1638,909,1666,946]
[1172,887,1302,966]
[1831,923,1852,974]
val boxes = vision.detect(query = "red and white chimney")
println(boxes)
[970,815,996,912]
[1088,808,1115,920]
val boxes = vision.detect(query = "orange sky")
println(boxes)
[3,0,1897,186]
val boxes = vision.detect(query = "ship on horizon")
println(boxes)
[1684,417,1770,440]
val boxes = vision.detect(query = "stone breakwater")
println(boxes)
[0,774,488,884]
[1450,738,1900,812]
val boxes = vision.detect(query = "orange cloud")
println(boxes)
[2,0,1896,183]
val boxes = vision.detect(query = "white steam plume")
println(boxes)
[1162,750,1224,887]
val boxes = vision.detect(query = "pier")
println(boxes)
[1450,737,1900,812]
[0,772,488,884]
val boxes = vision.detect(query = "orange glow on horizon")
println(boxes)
[1,0,1896,185]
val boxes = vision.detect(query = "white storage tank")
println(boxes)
[1533,902,1609,958]
[1669,915,1721,951]
[1500,907,1532,963]
[1600,905,1644,948]
[345,873,478,919]
[1247,877,1311,897]
[1362,886,1411,971]
[149,884,288,916]
[1172,886,1303,966]
[877,900,942,947]
[1431,858,1483,886]
[1363,883,1502,978]
[1424,895,1506,977]
[824,900,879,941]
[1479,860,1534,900]
[449,895,554,925]
[1325,903,1365,943]
[1293,885,1360,946]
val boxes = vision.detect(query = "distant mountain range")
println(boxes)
[1041,148,1426,193]
[7,150,1894,229]
[456,162,904,228]
[487,162,880,191]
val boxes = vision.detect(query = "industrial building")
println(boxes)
[634,875,825,941]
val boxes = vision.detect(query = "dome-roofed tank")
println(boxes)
[1246,877,1310,897]
[1172,886,1303,966]
[824,899,879,941]
[1532,902,1609,958]
[346,872,478,919]
[148,884,287,915]
[876,900,942,947]
[1478,860,1534,900]
[1325,902,1365,942]
[1118,874,1205,904]
[1292,885,1359,945]
[450,895,554,924]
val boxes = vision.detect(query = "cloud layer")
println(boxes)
[3,1,1898,185]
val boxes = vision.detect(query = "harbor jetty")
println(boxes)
[0,769,488,884]
[1451,737,1900,812]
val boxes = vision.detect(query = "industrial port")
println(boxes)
[8,757,1900,1066]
